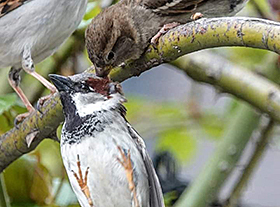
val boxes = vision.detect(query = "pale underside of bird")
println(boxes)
[49,74,165,207]
[0,0,87,120]
[85,0,248,76]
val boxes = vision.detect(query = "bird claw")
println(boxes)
[72,155,94,207]
[37,93,55,112]
[151,22,180,45]
[116,146,139,207]
[191,12,204,20]
[13,110,36,126]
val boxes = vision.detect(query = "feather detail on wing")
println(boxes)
[127,123,165,207]
[0,0,28,18]
[138,0,205,14]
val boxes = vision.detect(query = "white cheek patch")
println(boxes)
[72,93,124,117]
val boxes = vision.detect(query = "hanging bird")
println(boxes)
[49,73,165,207]
[85,0,248,77]
[0,0,87,121]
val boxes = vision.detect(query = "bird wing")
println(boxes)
[138,0,205,14]
[126,123,165,207]
[0,0,29,18]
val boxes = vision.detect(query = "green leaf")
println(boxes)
[157,128,197,163]
[0,94,17,115]
[35,140,63,178]
[4,154,52,205]
[0,94,26,134]
[29,157,52,205]
[4,156,36,203]
[164,191,179,207]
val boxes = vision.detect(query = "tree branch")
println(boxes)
[1,17,280,172]
[109,17,280,82]
[175,102,261,207]
[173,52,280,121]
[225,119,275,207]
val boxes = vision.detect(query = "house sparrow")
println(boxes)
[49,73,165,207]
[86,0,248,77]
[0,0,87,120]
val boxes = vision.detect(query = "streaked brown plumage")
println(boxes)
[86,0,248,77]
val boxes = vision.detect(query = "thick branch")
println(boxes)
[1,17,280,172]
[225,119,275,207]
[109,17,280,82]
[173,52,280,121]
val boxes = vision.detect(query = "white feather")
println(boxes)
[72,93,125,117]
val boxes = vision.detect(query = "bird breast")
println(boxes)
[60,114,150,207]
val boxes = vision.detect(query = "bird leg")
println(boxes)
[8,67,36,123]
[151,22,180,45]
[22,45,57,106]
[71,155,94,207]
[116,146,139,207]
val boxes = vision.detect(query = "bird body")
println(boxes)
[86,0,248,76]
[0,0,87,68]
[61,112,150,207]
[0,0,87,120]
[50,74,164,207]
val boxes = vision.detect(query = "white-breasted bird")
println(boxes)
[0,0,87,120]
[49,73,165,207]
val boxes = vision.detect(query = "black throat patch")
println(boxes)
[61,110,113,145]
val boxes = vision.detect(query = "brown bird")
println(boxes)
[86,0,248,77]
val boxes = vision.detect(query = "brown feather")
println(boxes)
[0,0,28,18]
[138,0,205,14]
[86,77,111,96]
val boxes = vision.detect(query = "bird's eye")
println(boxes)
[81,84,86,89]
[75,82,90,92]
[106,51,115,62]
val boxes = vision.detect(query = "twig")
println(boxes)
[173,52,280,121]
[225,119,275,207]
[50,173,66,204]
[250,0,271,20]
[0,174,11,207]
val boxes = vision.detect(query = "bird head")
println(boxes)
[49,74,126,118]
[85,4,141,77]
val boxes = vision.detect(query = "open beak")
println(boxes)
[49,74,74,92]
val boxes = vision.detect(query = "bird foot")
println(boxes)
[151,22,180,45]
[37,92,55,110]
[14,110,35,126]
[71,155,94,207]
[8,71,37,125]
[191,12,204,20]
[116,146,139,207]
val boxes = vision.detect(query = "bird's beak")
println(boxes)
[49,74,73,92]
